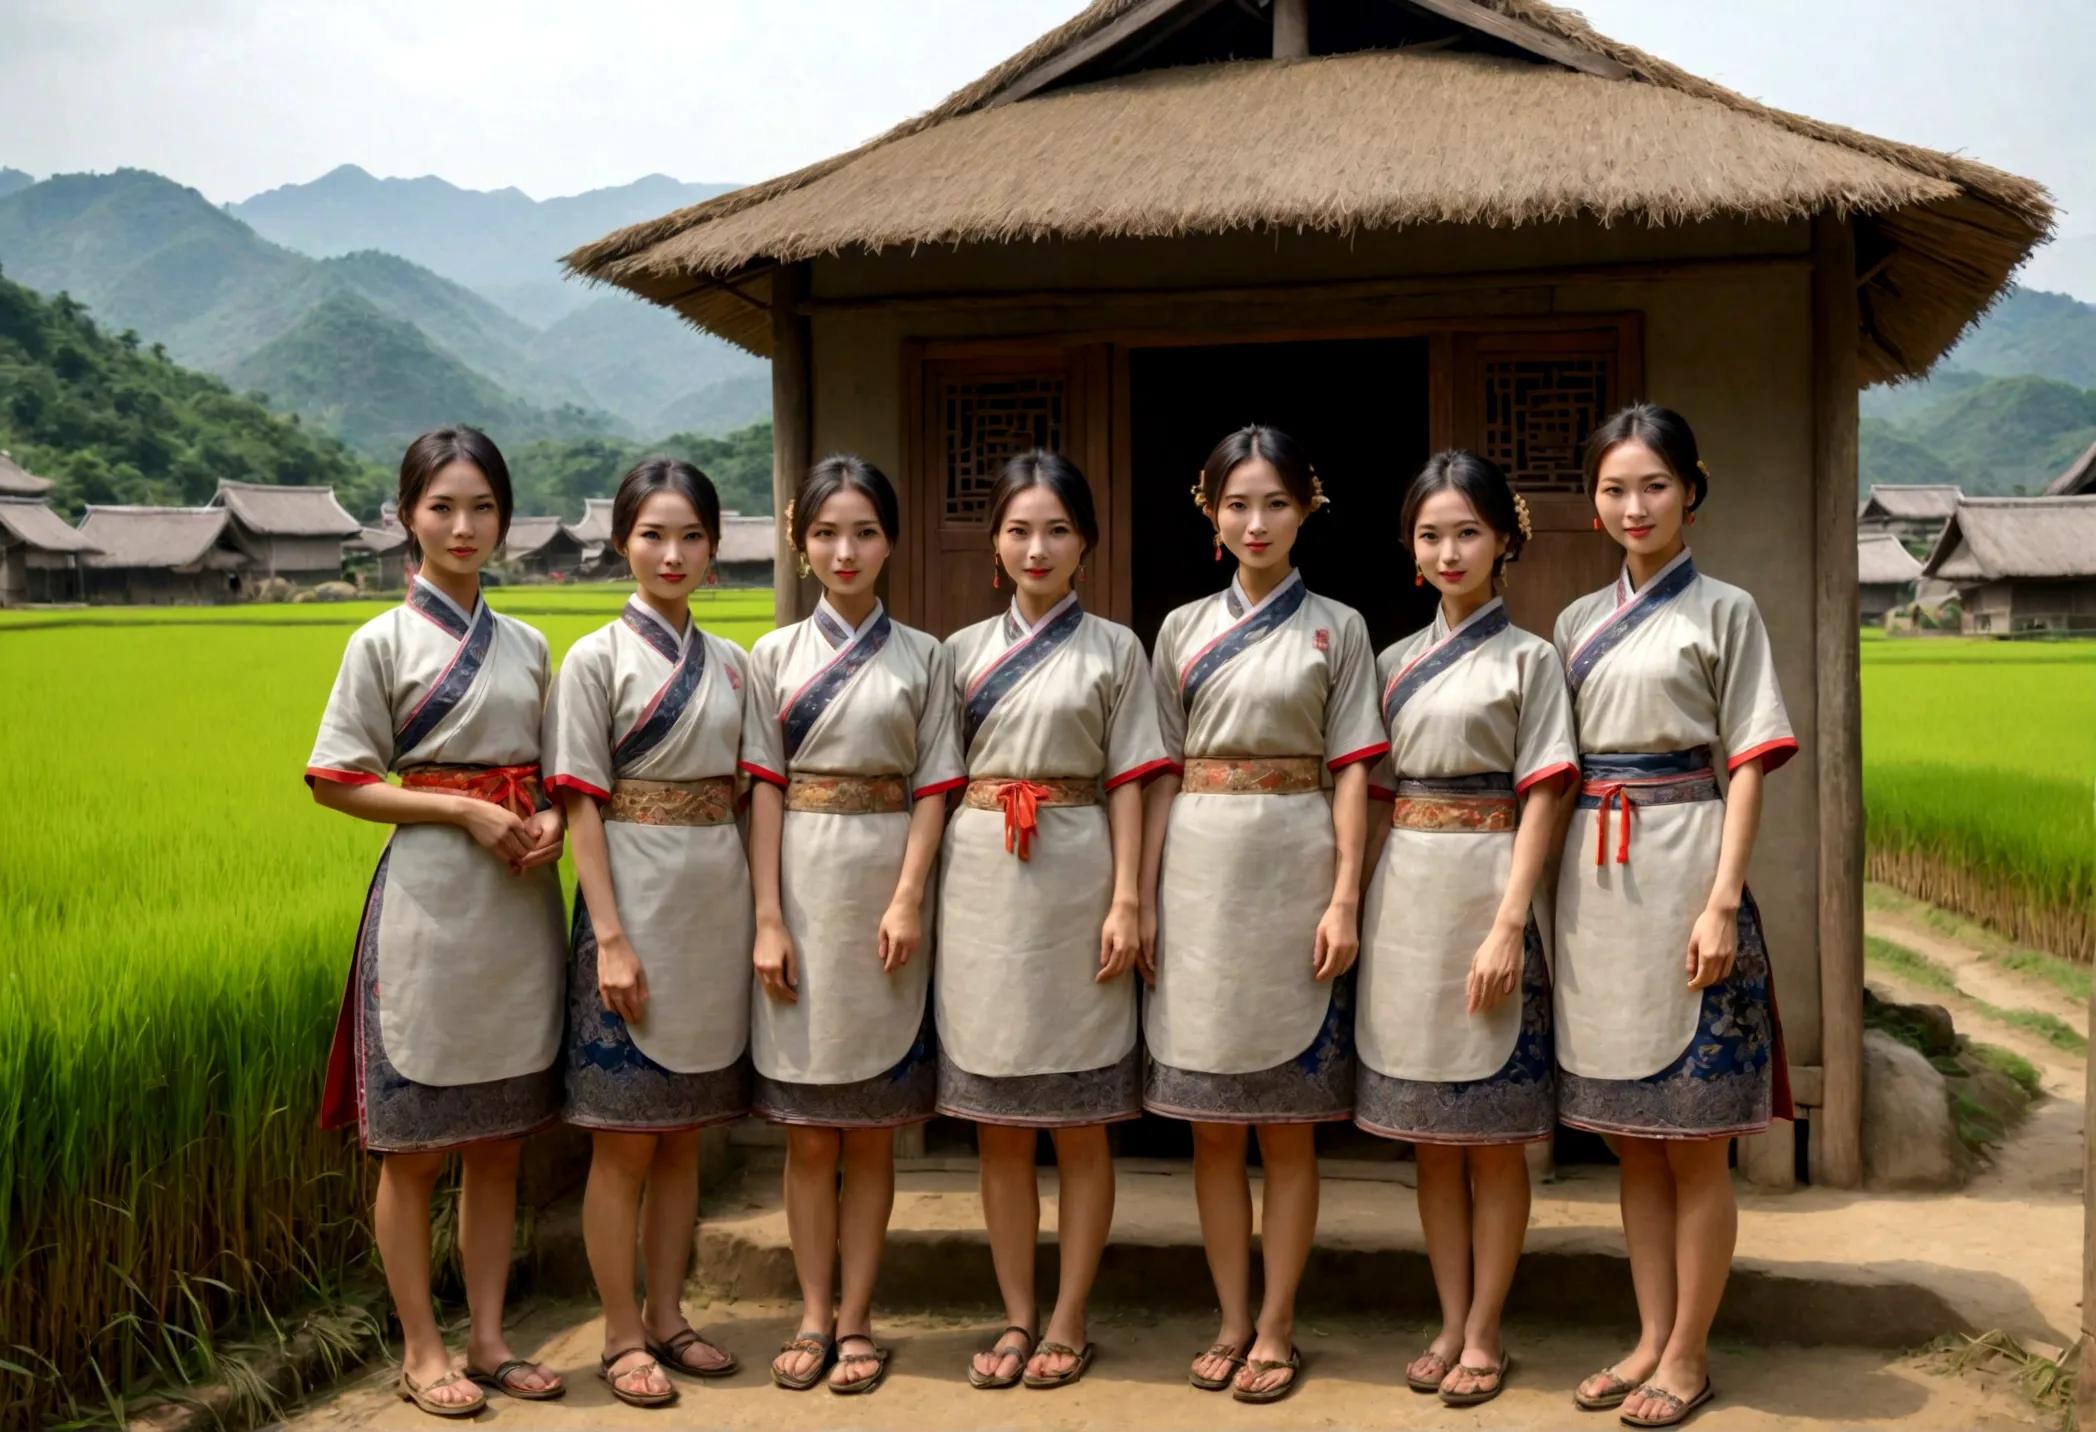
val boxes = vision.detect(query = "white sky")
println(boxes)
[3,0,2088,233]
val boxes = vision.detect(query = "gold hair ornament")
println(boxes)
[1190,473,1210,513]
[782,498,797,531]
[1308,472,1330,513]
[1695,459,1712,482]
[1512,491,1533,543]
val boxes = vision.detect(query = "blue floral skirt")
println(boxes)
[1356,920,1554,1145]
[1143,976,1355,1124]
[936,1043,1144,1128]
[754,1007,939,1128]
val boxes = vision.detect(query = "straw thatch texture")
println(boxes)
[0,452,53,499]
[76,507,242,570]
[2045,439,2096,497]
[564,497,616,548]
[347,524,407,556]
[1857,532,1924,586]
[211,481,362,538]
[1924,496,2096,582]
[501,516,571,561]
[1859,484,1962,522]
[567,0,2050,382]
[0,499,99,553]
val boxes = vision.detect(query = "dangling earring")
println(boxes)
[1077,563,1088,584]
[1686,512,1697,526]
[706,568,719,587]
[796,554,812,579]
[1212,532,1223,563]
[1592,517,1602,531]
[1414,567,1425,588]
[992,558,1001,590]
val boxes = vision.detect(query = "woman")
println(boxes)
[1355,451,1577,1409]
[1555,406,1795,1430]
[544,459,752,1408]
[306,427,567,1418]
[937,450,1167,1391]
[1141,425,1383,1405]
[743,456,964,1395]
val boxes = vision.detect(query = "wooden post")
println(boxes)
[769,261,814,627]
[1273,0,1309,58]
[2080,989,2096,1430]
[1811,214,1864,1188]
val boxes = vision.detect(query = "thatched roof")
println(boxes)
[2045,439,2096,497]
[564,497,617,548]
[0,498,99,554]
[1859,484,1963,522]
[212,480,362,538]
[502,516,585,562]
[568,0,2051,384]
[1924,496,2096,582]
[346,524,408,556]
[77,506,248,570]
[1857,532,1924,586]
[0,452,54,499]
[718,514,775,565]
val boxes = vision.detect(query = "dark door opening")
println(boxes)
[1130,337,1437,653]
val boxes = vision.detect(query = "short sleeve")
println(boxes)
[1364,643,1398,800]
[910,639,967,800]
[545,636,616,801]
[1323,611,1388,771]
[306,626,394,786]
[1149,612,1189,770]
[736,635,788,788]
[1513,641,1580,794]
[1716,593,1797,775]
[1102,627,1171,790]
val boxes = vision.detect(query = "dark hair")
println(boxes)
[1196,424,1318,516]
[397,426,513,561]
[790,454,899,551]
[985,450,1100,555]
[611,457,721,553]
[1581,403,1708,510]
[1401,451,1528,586]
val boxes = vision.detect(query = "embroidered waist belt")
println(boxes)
[1181,756,1322,795]
[964,777,1098,862]
[1391,772,1516,832]
[785,775,909,815]
[400,763,542,818]
[1576,747,1719,866]
[605,776,737,828]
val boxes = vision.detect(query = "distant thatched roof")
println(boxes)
[1857,532,1924,586]
[77,506,248,570]
[2046,439,2096,497]
[0,452,54,499]
[568,0,2050,384]
[718,514,775,565]
[1924,496,2096,582]
[564,497,616,548]
[0,498,99,554]
[1858,484,1963,522]
[346,525,408,556]
[212,480,362,538]
[502,516,585,562]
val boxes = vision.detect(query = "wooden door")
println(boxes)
[907,344,1112,638]
[1450,324,1641,638]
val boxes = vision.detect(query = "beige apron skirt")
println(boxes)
[752,776,937,1128]
[1143,758,1354,1125]
[1355,774,1554,1145]
[563,777,752,1132]
[935,779,1141,1127]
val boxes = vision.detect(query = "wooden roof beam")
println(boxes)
[986,0,1232,109]
[1392,0,1631,80]
[1273,0,1308,58]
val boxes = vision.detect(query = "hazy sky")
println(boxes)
[3,0,2088,233]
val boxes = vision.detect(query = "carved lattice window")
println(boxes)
[1481,356,1613,494]
[939,375,1066,525]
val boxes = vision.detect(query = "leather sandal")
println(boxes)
[771,1331,835,1391]
[1576,1364,1641,1411]
[396,1368,486,1419]
[968,1325,1035,1390]
[466,1357,565,1401]
[1406,1348,1456,1393]
[1023,1340,1096,1389]
[828,1334,891,1396]
[647,1326,738,1379]
[598,1348,676,1408]
[1232,1346,1302,1404]
[1621,1377,1714,1428]
[1190,1340,1249,1391]
[1440,1351,1512,1408]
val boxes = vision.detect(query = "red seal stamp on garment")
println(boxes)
[1313,628,1330,651]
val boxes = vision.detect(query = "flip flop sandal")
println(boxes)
[647,1326,739,1379]
[466,1357,566,1401]
[1620,1378,1714,1428]
[1575,1365,1641,1411]
[1440,1351,1513,1408]
[1232,1346,1303,1405]
[828,1335,891,1396]
[1406,1348,1456,1394]
[968,1325,1036,1390]
[1189,1340,1249,1392]
[598,1348,677,1408]
[771,1331,835,1391]
[1023,1340,1096,1389]
[397,1368,486,1419]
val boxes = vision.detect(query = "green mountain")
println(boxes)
[1945,286,2096,388]
[652,373,773,436]
[0,169,35,199]
[0,265,384,518]
[508,422,774,524]
[528,296,763,430]
[1859,372,2096,495]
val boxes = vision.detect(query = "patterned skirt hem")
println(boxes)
[934,1103,1145,1129]
[364,1112,561,1157]
[560,1106,749,1135]
[1352,1116,1552,1146]
[934,1043,1143,1128]
[1142,1098,1354,1126]
[1558,1112,1770,1141]
[753,1108,938,1130]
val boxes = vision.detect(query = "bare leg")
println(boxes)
[773,1126,841,1383]
[457,1138,560,1394]
[1579,1135,1674,1405]
[642,1129,727,1372]
[376,1152,481,1409]
[1238,1122,1318,1397]
[1410,1142,1472,1385]
[583,1131,670,1399]
[829,1127,898,1389]
[1442,1143,1531,1398]
[1028,1124,1114,1380]
[1187,1121,1256,1384]
[1622,1138,1734,1422]
[972,1123,1042,1384]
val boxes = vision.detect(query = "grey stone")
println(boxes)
[1862,1029,1971,1191]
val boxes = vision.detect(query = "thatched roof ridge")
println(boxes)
[212,480,362,538]
[718,514,775,565]
[564,497,617,548]
[347,524,408,556]
[2045,438,2096,497]
[0,452,54,499]
[1856,532,1924,585]
[77,506,244,570]
[1859,484,1963,521]
[0,498,100,553]
[502,516,583,562]
[1923,495,2096,582]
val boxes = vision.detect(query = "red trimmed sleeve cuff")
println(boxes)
[1106,757,1176,791]
[304,766,383,788]
[1515,761,1579,796]
[912,775,968,801]
[1727,737,1798,776]
[545,774,612,802]
[1328,742,1390,772]
[738,760,789,789]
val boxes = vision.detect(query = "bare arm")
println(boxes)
[1464,777,1566,1014]
[1314,762,1370,980]
[877,793,950,973]
[313,777,537,866]
[748,781,798,1002]
[1135,770,1181,981]
[1686,758,1765,990]
[1098,780,1145,983]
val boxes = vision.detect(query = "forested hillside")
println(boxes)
[0,266,385,518]
[508,422,773,522]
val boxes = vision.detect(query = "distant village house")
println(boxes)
[2046,439,2095,497]
[0,453,99,607]
[1856,484,1961,547]
[208,481,361,585]
[1855,532,1924,624]
[501,516,588,580]
[76,506,251,605]
[1923,495,2096,634]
